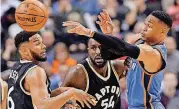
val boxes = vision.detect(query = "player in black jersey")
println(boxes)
[62,38,126,109]
[7,31,96,109]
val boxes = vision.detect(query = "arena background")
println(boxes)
[1,0,179,108]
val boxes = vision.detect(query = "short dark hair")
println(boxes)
[14,31,38,49]
[151,10,173,28]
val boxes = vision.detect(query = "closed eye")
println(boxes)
[33,40,41,45]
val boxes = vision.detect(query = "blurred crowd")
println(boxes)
[1,0,179,109]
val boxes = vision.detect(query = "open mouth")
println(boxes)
[95,57,104,63]
[41,51,46,56]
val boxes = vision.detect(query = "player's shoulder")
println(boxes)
[138,44,161,55]
[67,64,86,77]
[111,60,125,69]
[62,64,87,88]
[26,66,46,81]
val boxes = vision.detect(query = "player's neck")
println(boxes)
[97,65,108,77]
[89,58,108,77]
[94,65,108,77]
[145,35,165,45]
[20,57,39,64]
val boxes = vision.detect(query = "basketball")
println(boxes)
[15,0,48,32]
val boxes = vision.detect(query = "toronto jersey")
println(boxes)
[126,39,167,108]
[78,58,121,109]
[7,61,51,109]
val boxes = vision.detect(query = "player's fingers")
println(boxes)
[87,94,96,101]
[76,105,81,109]
[84,95,97,106]
[80,101,85,108]
[77,97,84,108]
[98,15,104,22]
[96,21,100,24]
[96,21,103,26]
[62,23,74,27]
[82,97,91,108]
[100,12,106,20]
[103,9,111,20]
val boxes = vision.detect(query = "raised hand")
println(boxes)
[62,21,91,37]
[96,9,114,35]
[70,88,97,108]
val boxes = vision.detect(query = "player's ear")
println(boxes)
[161,30,165,36]
[161,25,169,34]
[161,28,167,35]
[19,43,31,57]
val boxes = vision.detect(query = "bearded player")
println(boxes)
[62,37,126,109]
[7,31,96,109]
[63,10,173,109]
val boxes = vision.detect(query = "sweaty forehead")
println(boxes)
[88,39,101,46]
[29,34,42,42]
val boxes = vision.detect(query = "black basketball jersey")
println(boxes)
[78,58,121,109]
[7,61,51,109]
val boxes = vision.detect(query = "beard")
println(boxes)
[31,51,47,62]
[90,57,107,68]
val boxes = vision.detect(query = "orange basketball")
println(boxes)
[15,0,48,32]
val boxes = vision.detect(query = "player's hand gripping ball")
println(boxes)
[15,0,48,32]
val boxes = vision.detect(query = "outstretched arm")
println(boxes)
[25,67,96,109]
[92,32,163,73]
[90,9,164,73]
[63,21,163,74]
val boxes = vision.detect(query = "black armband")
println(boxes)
[93,32,140,59]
